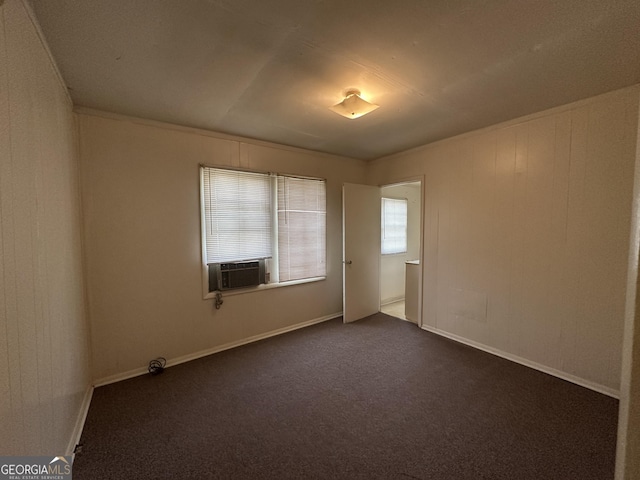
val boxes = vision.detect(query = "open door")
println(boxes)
[342,183,381,323]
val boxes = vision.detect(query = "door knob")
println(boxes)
[343,260,353,265]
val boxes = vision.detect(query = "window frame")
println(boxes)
[199,165,327,299]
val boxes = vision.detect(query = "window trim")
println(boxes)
[199,164,327,299]
[201,276,326,300]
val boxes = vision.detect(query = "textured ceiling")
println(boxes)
[31,0,640,160]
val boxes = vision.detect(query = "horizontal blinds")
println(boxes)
[381,197,407,255]
[277,176,326,282]
[202,167,272,263]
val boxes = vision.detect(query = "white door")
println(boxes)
[342,183,381,323]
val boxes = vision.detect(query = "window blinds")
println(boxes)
[201,166,327,284]
[277,176,327,282]
[202,168,272,263]
[381,197,408,255]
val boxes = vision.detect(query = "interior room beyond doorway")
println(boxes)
[379,181,421,323]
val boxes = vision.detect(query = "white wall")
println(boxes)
[617,262,640,478]
[368,86,640,394]
[616,95,640,479]
[0,0,91,455]
[77,111,367,382]
[380,183,421,304]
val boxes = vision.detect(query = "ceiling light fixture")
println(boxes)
[329,89,379,119]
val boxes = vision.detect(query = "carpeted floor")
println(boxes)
[73,314,618,479]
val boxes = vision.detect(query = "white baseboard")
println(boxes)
[67,384,94,457]
[380,296,405,306]
[93,312,342,387]
[420,324,620,399]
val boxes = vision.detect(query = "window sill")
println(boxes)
[203,276,326,300]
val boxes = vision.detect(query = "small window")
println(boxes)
[381,197,407,255]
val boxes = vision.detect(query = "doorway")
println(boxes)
[342,179,423,325]
[379,181,422,324]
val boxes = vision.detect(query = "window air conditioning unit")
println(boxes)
[208,259,267,292]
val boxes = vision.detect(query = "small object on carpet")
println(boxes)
[147,357,166,375]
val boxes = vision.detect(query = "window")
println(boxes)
[201,168,272,263]
[277,176,326,282]
[381,197,407,255]
[201,166,326,291]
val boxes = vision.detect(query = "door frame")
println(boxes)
[378,176,425,328]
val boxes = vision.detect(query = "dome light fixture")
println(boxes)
[329,89,379,119]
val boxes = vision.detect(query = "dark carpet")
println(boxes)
[73,314,618,479]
